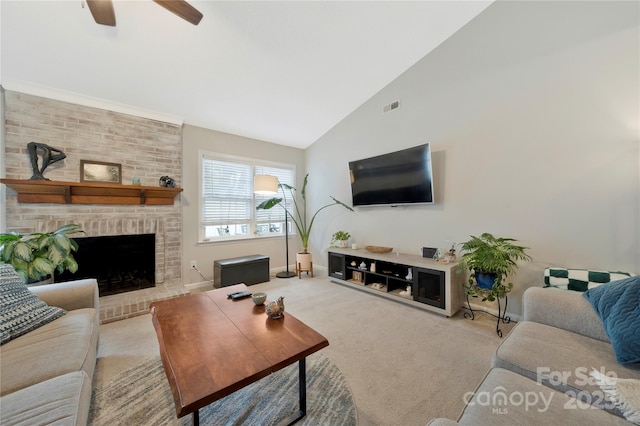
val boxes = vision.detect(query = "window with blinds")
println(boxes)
[199,152,295,242]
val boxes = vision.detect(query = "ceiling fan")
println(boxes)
[86,0,203,26]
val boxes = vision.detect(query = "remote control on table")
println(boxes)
[227,291,252,300]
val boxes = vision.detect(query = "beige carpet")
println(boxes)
[95,275,514,426]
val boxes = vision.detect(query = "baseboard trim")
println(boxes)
[184,281,214,292]
[466,302,522,322]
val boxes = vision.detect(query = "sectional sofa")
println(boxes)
[430,280,640,425]
[0,264,100,425]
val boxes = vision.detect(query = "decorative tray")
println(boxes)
[365,245,393,254]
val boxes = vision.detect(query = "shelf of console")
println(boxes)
[327,247,466,317]
[1,178,183,205]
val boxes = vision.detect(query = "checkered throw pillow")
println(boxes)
[544,268,634,292]
[0,263,66,345]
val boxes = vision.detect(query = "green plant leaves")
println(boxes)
[332,231,351,241]
[459,232,531,280]
[255,174,353,251]
[330,196,355,212]
[63,257,79,274]
[30,257,54,281]
[459,232,531,301]
[256,198,283,210]
[12,241,33,262]
[0,224,84,283]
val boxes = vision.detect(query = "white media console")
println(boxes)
[327,248,466,317]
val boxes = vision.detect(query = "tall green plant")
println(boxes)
[256,174,353,253]
[0,224,84,283]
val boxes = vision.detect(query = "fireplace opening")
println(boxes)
[56,234,156,297]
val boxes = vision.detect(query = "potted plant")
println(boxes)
[256,174,353,269]
[458,232,531,302]
[0,224,84,283]
[331,231,351,248]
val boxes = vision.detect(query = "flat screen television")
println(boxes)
[349,143,434,207]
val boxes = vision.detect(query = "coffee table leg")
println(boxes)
[192,409,199,426]
[284,358,307,425]
[299,358,307,417]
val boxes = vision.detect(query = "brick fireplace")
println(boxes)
[2,90,187,323]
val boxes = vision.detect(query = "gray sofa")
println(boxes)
[0,278,100,425]
[430,286,640,425]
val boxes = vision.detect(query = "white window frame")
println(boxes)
[198,150,296,243]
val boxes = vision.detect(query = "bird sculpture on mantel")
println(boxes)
[265,297,285,319]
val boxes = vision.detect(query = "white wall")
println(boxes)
[305,1,640,317]
[181,125,305,286]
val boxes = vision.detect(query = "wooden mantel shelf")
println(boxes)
[0,178,183,205]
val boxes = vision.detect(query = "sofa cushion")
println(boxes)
[0,264,66,345]
[0,308,98,396]
[457,368,630,425]
[544,267,633,292]
[0,371,91,426]
[493,321,640,415]
[583,275,640,365]
[523,287,610,341]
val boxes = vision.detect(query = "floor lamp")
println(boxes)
[254,175,296,278]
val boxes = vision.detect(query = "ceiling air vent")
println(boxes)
[382,100,400,114]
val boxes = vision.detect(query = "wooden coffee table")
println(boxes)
[149,284,329,425]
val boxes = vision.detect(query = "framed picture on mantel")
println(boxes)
[80,160,122,184]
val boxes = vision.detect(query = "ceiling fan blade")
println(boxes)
[153,0,203,26]
[86,0,116,26]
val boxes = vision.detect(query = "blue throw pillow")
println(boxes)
[583,275,640,365]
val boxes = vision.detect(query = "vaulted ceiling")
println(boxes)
[1,1,492,148]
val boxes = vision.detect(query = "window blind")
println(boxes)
[199,152,296,241]
[202,158,252,225]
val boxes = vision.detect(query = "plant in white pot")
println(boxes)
[0,224,84,283]
[331,231,351,248]
[256,174,353,272]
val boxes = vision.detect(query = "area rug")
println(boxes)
[89,352,357,425]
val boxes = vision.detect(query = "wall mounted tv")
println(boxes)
[349,143,434,207]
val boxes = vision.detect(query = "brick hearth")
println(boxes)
[35,216,187,323]
[99,285,189,324]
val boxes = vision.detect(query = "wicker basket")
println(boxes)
[364,245,393,254]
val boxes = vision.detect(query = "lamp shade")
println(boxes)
[254,175,279,195]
